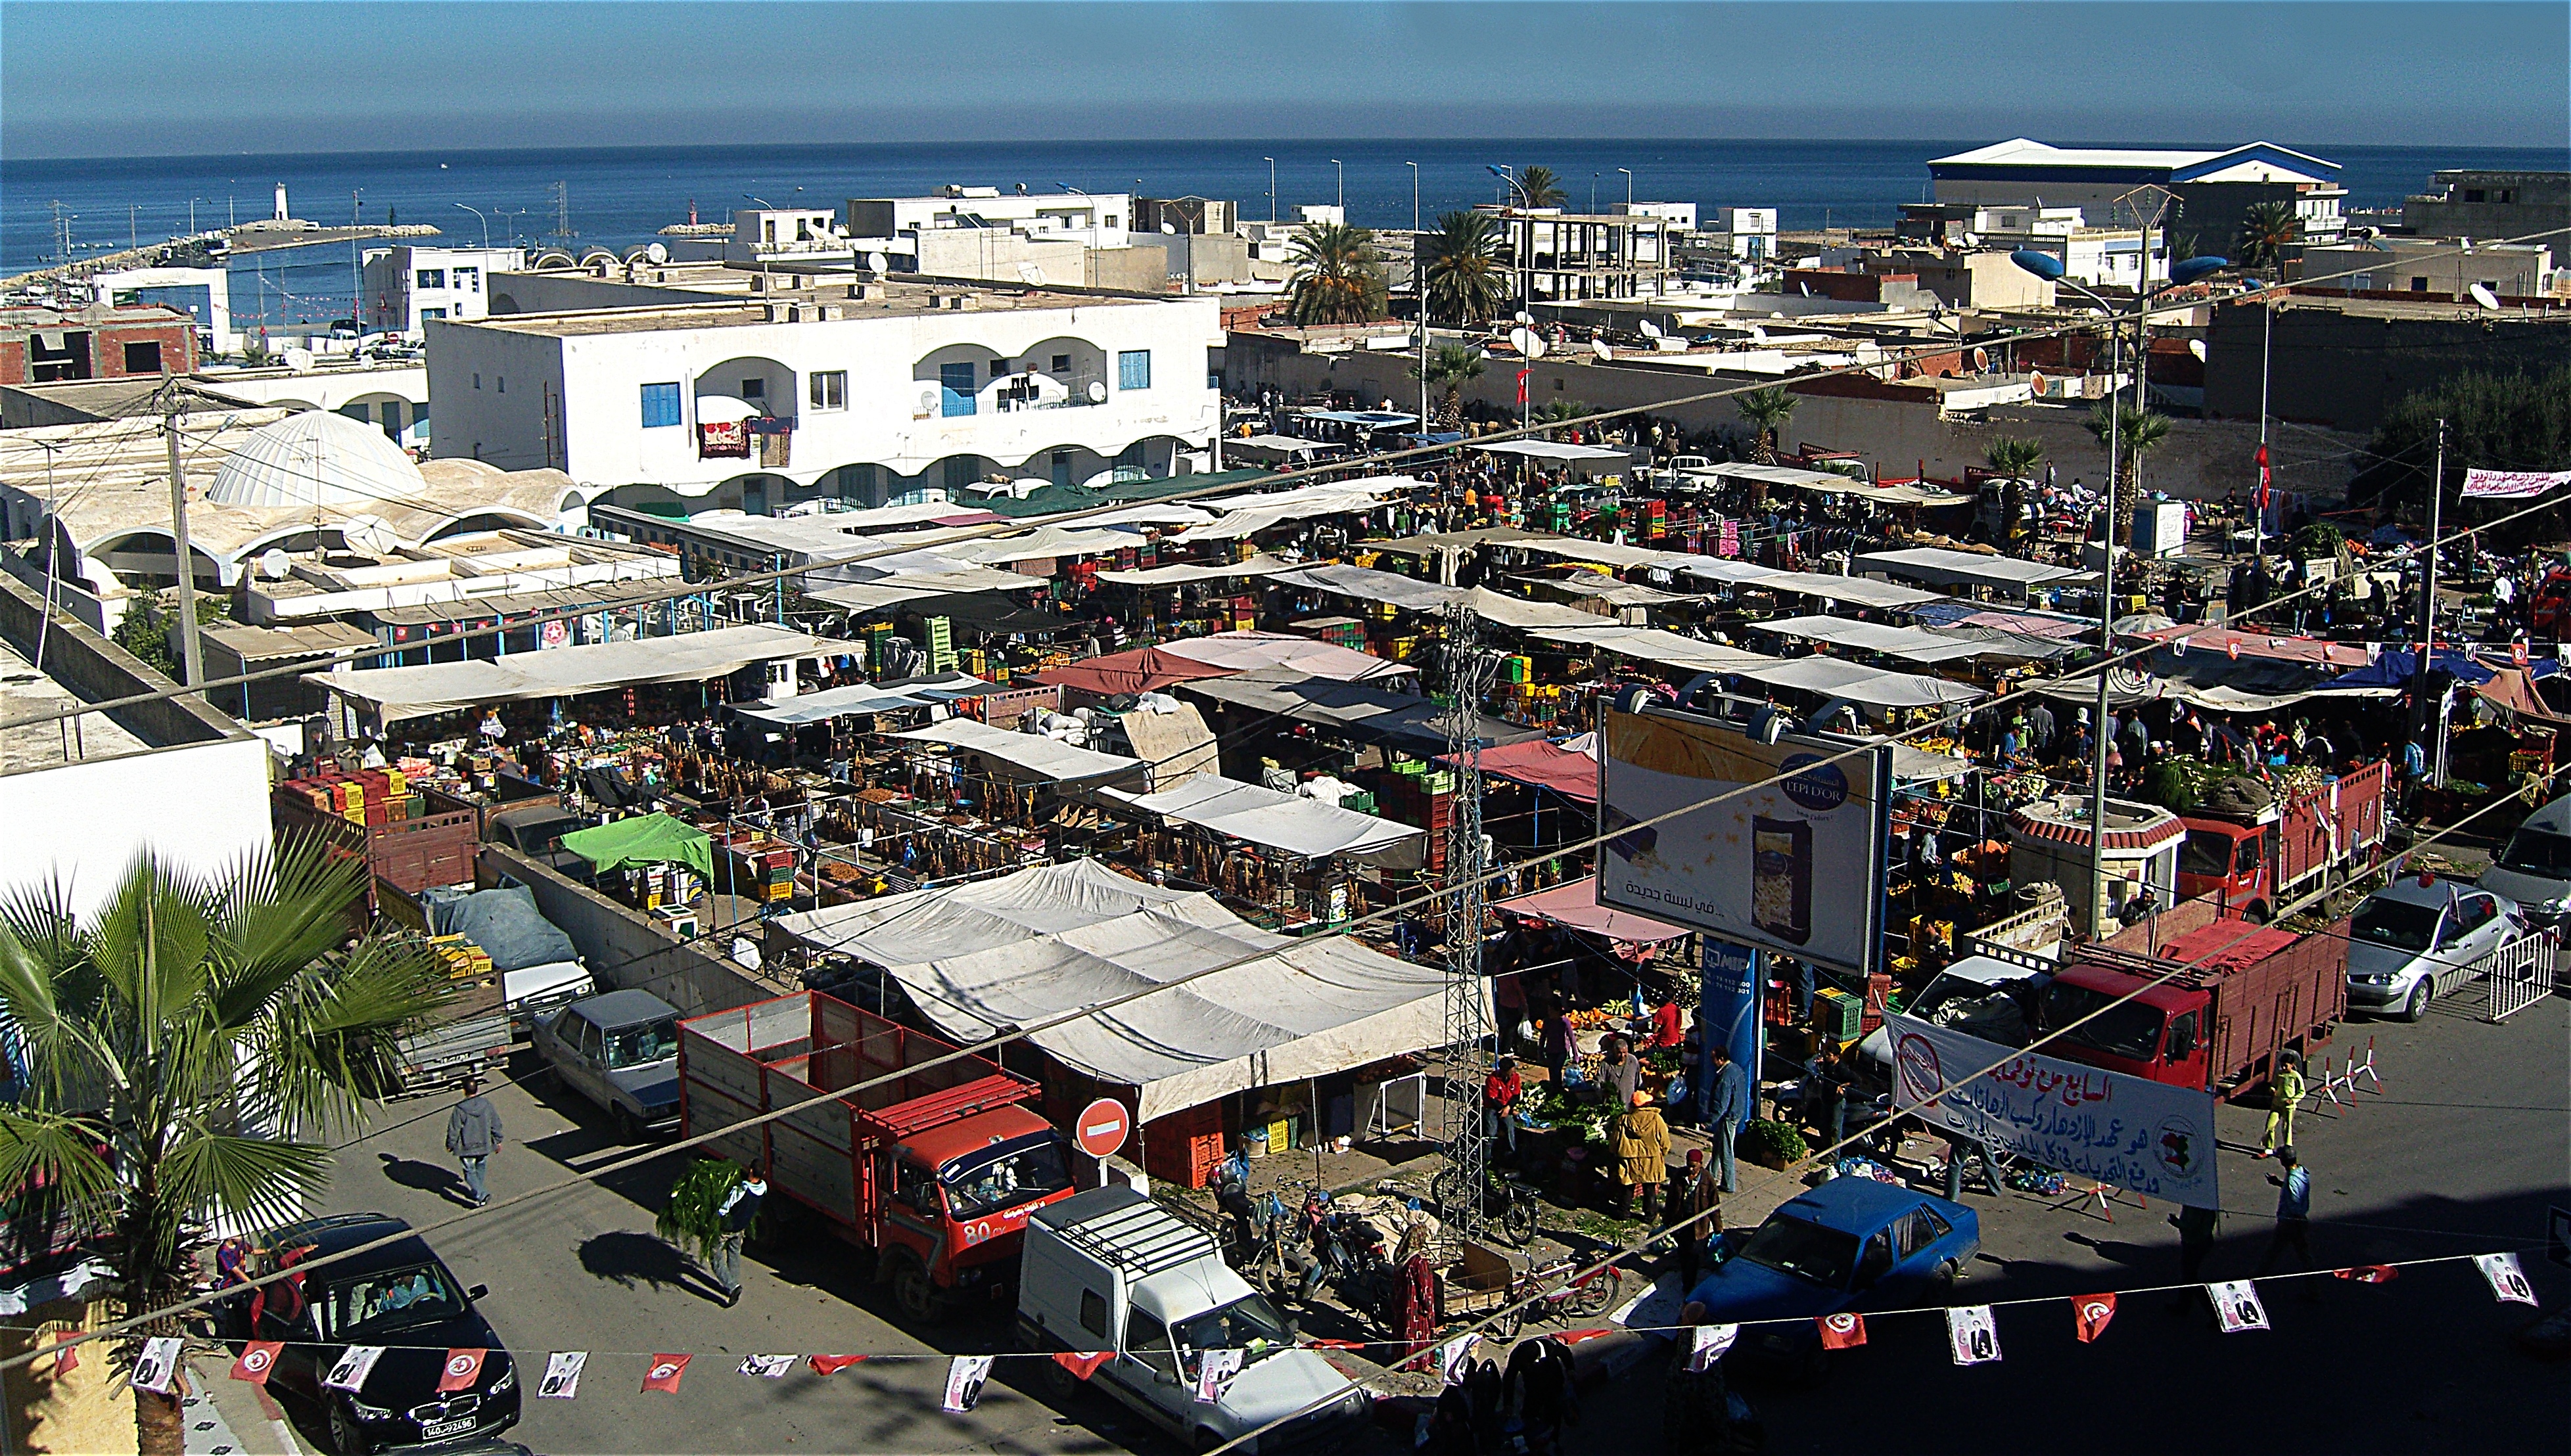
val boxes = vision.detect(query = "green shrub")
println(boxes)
[1741,1118,1807,1164]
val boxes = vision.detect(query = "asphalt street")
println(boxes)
[260,982,2566,1456]
[1576,988,2571,1455]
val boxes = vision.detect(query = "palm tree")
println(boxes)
[1409,344,1485,427]
[2233,200,2299,273]
[0,841,451,1455]
[1515,166,1567,209]
[1735,386,1797,465]
[1285,221,1388,326]
[1420,211,1508,327]
[2085,402,2173,544]
[1984,436,2046,546]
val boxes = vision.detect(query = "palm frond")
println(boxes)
[156,1131,333,1238]
[0,1108,118,1213]
[243,934,453,1128]
[210,832,366,1012]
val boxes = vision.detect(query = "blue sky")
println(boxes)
[3,1,2564,158]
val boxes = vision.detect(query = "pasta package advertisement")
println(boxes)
[1598,710,1888,970]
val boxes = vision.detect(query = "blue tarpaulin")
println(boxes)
[2324,650,2559,691]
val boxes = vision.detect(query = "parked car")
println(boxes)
[235,1213,519,1455]
[2476,793,2571,924]
[534,988,682,1139]
[1686,1178,1979,1380]
[2346,873,2522,1020]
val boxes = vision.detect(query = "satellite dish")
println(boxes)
[1591,338,1613,361]
[1637,319,1663,339]
[2188,338,2208,361]
[1086,380,1108,403]
[2029,370,2049,397]
[919,387,940,414]
[1508,326,1537,355]
[341,519,399,557]
[645,241,669,265]
[259,549,290,580]
[1971,346,1990,373]
[2469,283,2501,311]
[867,251,891,274]
[1514,311,1533,325]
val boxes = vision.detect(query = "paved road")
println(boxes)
[1573,990,2571,1455]
[300,1061,1192,1456]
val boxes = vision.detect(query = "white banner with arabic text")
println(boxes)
[1885,1014,2219,1208]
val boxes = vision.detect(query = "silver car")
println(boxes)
[2344,875,2522,1021]
[534,989,682,1140]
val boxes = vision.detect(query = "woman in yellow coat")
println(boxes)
[1609,1089,1671,1221]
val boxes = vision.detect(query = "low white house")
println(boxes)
[362,244,529,336]
[425,279,1222,516]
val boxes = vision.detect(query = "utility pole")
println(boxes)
[1439,603,1498,1235]
[2256,292,2273,564]
[161,379,206,689]
[2414,418,2446,760]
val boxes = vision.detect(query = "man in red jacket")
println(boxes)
[1483,1056,1523,1164]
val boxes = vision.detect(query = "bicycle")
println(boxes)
[1429,1164,1542,1246]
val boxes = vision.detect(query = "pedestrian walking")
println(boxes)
[1706,1046,1749,1194]
[1804,1041,1852,1150]
[2261,1051,2305,1158]
[711,1170,768,1307]
[1943,1132,1991,1202]
[444,1077,502,1207]
[1609,1091,1671,1220]
[1667,1150,1723,1297]
[2256,1147,2313,1285]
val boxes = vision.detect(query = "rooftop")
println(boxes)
[466,274,1177,339]
[1930,138,2340,180]
[0,629,148,773]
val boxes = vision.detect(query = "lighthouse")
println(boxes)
[273,183,289,222]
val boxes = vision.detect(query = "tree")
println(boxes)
[1984,436,2047,546]
[1420,210,1508,327]
[0,842,452,1455]
[2085,401,2172,544]
[1408,344,1486,427]
[1284,222,1388,326]
[1735,386,1797,465]
[2357,364,2571,541]
[2233,200,2298,273]
[1514,166,1566,209]
[112,590,227,681]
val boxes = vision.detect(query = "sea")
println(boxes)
[5,136,2559,331]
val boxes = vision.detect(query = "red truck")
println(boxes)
[2176,761,2391,922]
[2038,919,2348,1100]
[678,991,1077,1322]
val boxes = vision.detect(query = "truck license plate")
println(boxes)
[421,1417,477,1441]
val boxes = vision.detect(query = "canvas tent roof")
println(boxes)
[1180,667,1545,756]
[559,813,713,880]
[1470,440,1632,463]
[1034,647,1239,697]
[730,682,937,727]
[1155,631,1414,681]
[773,858,1193,963]
[1664,557,1947,610]
[1494,878,1690,943]
[1092,553,1297,586]
[1268,564,1606,629]
[1103,775,1425,868]
[805,565,1048,612]
[1528,624,1783,675]
[892,718,1147,785]
[1857,547,2083,591]
[308,624,823,726]
[1115,700,1221,787]
[1742,654,1987,708]
[1437,736,1600,804]
[1750,614,1999,665]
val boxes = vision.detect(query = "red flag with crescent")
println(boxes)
[436,1349,486,1393]
[2073,1293,2116,1344]
[808,1355,868,1375]
[2255,443,2272,512]
[641,1354,691,1393]
[230,1341,283,1384]
[1816,1312,1867,1350]
[1051,1351,1113,1380]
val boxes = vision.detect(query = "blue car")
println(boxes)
[1684,1178,1980,1378]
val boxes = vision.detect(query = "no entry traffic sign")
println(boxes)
[1076,1098,1131,1160]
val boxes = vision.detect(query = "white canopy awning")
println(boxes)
[1269,564,1605,629]
[893,717,1147,785]
[1515,538,1689,570]
[1858,547,2083,591]
[311,624,822,726]
[1103,775,1425,868]
[1751,614,1998,665]
[1528,625,1783,675]
[774,858,1193,963]
[805,564,1044,611]
[1094,553,1298,585]
[1155,631,1414,681]
[1471,440,1633,463]
[1663,556,1947,609]
[731,683,932,727]
[1741,655,1987,708]
[946,526,1142,564]
[1182,493,1385,541]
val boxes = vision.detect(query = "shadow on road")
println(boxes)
[378,1151,466,1200]
[578,1229,704,1295]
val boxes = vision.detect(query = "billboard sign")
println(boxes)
[1886,1012,2221,1208]
[1598,708,1889,973]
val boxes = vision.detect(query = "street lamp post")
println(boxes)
[1618,167,1633,208]
[2012,246,2228,934]
[1330,159,1343,214]
[455,203,491,250]
[1264,158,1276,223]
[1409,161,1427,428]
[1487,165,1533,312]
[1056,185,1098,286]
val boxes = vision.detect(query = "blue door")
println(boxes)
[939,362,977,417]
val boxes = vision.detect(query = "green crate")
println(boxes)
[1813,988,1864,1041]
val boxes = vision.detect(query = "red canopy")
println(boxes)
[1439,737,1600,804]
[1034,646,1238,697]
[1494,878,1690,944]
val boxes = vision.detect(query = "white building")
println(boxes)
[197,357,431,451]
[1701,206,1777,262]
[2299,238,2557,298]
[1617,201,1701,231]
[1954,206,2169,290]
[362,244,530,336]
[425,279,1222,516]
[90,265,237,353]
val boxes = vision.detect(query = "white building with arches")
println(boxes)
[423,281,1221,518]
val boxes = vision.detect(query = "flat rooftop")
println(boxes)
[0,632,149,774]
[471,273,1178,338]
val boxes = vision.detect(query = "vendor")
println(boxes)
[1598,1034,1640,1108]
[1483,1056,1523,1164]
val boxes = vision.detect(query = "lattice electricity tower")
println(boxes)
[1439,601,1501,1234]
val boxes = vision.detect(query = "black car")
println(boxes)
[240,1213,521,1455]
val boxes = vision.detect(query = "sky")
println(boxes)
[2,1,2565,159]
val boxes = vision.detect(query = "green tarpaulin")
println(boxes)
[560,813,714,880]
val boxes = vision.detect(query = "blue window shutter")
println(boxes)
[1118,350,1151,391]
[640,382,682,428]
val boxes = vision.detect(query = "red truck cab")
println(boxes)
[2036,918,2346,1100]
[2176,762,2390,921]
[2036,964,2213,1090]
[877,1104,1074,1296]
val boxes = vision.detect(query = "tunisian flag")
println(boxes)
[808,1355,868,1375]
[2255,443,2272,512]
[436,1349,486,1393]
[230,1341,284,1384]
[1816,1311,1867,1350]
[1516,368,1529,405]
[2073,1293,2117,1344]
[1051,1351,1113,1381]
[641,1354,691,1393]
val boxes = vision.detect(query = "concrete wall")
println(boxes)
[1226,340,2363,501]
[478,842,782,1018]
[2202,301,2571,434]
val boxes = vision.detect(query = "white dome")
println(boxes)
[208,409,428,511]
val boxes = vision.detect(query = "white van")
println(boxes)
[2478,794,2571,924]
[1018,1187,1368,1451]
